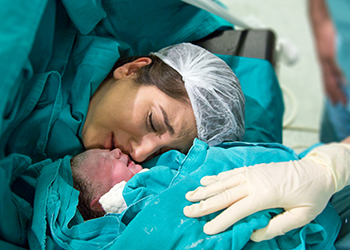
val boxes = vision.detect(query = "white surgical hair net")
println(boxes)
[151,43,245,146]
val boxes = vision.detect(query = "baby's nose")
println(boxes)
[110,148,122,158]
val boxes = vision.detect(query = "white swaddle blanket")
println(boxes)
[99,168,149,214]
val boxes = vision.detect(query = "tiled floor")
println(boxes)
[220,0,324,153]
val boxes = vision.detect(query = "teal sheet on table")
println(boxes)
[0,140,340,249]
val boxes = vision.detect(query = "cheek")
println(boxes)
[113,111,146,141]
[111,168,135,185]
[94,95,127,130]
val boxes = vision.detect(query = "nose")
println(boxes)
[110,148,122,158]
[129,137,162,162]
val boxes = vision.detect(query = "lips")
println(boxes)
[127,158,135,168]
[126,157,143,174]
[128,162,134,169]
[119,154,136,169]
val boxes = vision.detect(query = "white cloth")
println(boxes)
[99,168,150,214]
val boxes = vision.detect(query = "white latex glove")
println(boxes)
[183,143,350,242]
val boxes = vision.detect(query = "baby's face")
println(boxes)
[78,148,143,197]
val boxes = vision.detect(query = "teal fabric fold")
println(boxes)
[0,0,48,135]
[61,0,106,35]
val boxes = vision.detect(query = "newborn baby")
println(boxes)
[71,148,145,220]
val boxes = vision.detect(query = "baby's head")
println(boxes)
[71,148,143,220]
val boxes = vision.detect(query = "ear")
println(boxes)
[113,57,152,79]
[90,197,105,212]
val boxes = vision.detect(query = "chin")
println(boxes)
[134,164,143,174]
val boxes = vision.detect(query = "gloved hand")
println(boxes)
[183,143,350,242]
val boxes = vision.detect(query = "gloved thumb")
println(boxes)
[250,208,316,242]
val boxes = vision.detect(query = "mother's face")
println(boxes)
[82,58,197,162]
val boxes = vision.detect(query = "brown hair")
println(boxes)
[106,55,190,103]
[71,154,105,220]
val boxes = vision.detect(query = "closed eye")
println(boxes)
[148,112,157,133]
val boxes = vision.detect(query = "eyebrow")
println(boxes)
[160,106,175,135]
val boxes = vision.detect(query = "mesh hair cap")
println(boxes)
[152,43,245,146]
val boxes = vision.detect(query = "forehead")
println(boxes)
[81,150,104,169]
[152,88,196,134]
[71,150,109,184]
[84,148,108,159]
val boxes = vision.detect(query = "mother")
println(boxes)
[81,43,245,162]
[4,42,245,163]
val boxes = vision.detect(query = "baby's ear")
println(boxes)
[90,197,104,212]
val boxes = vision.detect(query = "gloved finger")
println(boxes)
[200,167,246,186]
[203,195,261,235]
[184,182,249,218]
[186,173,246,202]
[250,207,317,242]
